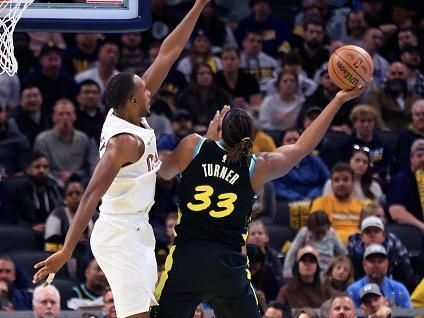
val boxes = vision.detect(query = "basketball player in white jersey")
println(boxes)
[32,1,211,317]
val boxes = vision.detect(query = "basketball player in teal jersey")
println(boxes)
[155,84,369,318]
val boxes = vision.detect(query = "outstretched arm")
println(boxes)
[32,134,143,285]
[142,0,209,95]
[254,86,369,186]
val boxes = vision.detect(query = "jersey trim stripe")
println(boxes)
[193,137,207,158]
[215,140,227,152]
[249,154,256,177]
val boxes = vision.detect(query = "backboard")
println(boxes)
[12,0,151,32]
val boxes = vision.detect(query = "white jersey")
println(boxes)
[98,109,161,215]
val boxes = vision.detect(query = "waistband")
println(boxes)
[98,211,150,223]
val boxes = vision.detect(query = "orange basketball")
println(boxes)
[327,45,374,90]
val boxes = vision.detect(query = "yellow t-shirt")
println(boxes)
[311,194,365,245]
[412,278,424,318]
[252,130,277,153]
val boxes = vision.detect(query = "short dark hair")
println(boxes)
[307,211,331,231]
[331,162,354,178]
[78,79,101,95]
[304,18,325,33]
[221,108,255,164]
[28,151,48,165]
[281,52,303,67]
[104,72,135,110]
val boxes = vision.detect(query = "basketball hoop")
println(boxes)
[0,0,34,76]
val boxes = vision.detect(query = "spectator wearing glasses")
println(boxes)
[323,146,383,204]
[342,104,391,183]
[388,139,424,232]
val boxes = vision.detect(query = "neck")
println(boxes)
[301,275,314,284]
[245,51,258,59]
[368,276,384,285]
[354,175,362,182]
[99,63,114,78]
[87,282,103,295]
[304,44,318,56]
[335,194,351,202]
[357,133,373,142]
[55,127,73,140]
[280,93,295,101]
[113,109,139,126]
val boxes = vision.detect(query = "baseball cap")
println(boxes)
[296,245,319,262]
[411,139,424,154]
[172,109,192,122]
[363,244,387,260]
[360,283,383,300]
[361,216,384,232]
[305,106,322,117]
[190,28,209,42]
[39,43,62,57]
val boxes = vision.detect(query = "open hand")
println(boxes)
[205,105,230,140]
[336,79,373,103]
[33,250,69,286]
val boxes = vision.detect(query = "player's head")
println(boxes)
[105,72,151,117]
[221,108,255,164]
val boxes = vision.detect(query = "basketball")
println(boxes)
[328,45,374,90]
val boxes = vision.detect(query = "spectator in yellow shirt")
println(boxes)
[412,278,424,318]
[311,162,366,245]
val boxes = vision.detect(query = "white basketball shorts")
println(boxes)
[90,212,158,318]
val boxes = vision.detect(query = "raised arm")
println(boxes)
[142,0,209,95]
[32,134,143,285]
[253,86,369,188]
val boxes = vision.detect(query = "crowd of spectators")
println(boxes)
[1,0,424,317]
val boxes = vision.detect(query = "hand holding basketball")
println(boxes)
[328,45,374,90]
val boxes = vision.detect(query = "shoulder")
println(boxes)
[73,129,89,141]
[35,129,54,140]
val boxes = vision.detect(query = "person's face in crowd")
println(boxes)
[21,86,43,113]
[361,294,387,316]
[40,51,62,78]
[193,305,204,318]
[397,30,418,49]
[320,73,339,95]
[410,149,424,172]
[331,171,354,200]
[361,227,385,246]
[329,296,357,318]
[99,43,119,68]
[172,117,193,139]
[350,151,369,177]
[252,1,269,20]
[347,11,368,38]
[196,65,213,87]
[32,288,61,318]
[201,2,215,19]
[412,101,424,131]
[331,260,352,282]
[373,207,386,224]
[363,254,388,281]
[298,254,317,280]
[64,182,84,212]
[329,41,345,56]
[103,290,117,318]
[77,83,101,112]
[120,32,142,49]
[192,35,210,55]
[278,73,297,97]
[75,33,100,50]
[353,114,375,141]
[363,28,383,53]
[53,100,76,131]
[27,157,50,185]
[242,33,263,57]
[304,23,325,49]
[247,223,269,248]
[361,0,382,17]
[264,307,284,318]
[401,50,421,70]
[303,110,320,129]
[165,216,178,239]
[85,259,107,292]
[0,260,15,286]
[387,62,408,81]
[221,49,240,73]
[282,130,300,145]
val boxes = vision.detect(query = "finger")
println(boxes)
[34,260,46,269]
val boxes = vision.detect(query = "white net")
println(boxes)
[0,0,34,76]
